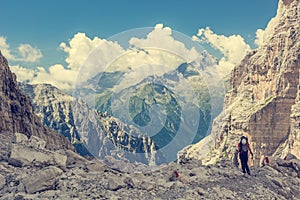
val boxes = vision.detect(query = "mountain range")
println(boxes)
[19,83,163,165]
[74,50,226,162]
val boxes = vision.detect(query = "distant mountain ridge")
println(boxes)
[86,50,226,162]
[20,83,163,165]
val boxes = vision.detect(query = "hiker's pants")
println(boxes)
[239,151,250,175]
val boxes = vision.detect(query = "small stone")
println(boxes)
[269,176,283,187]
[291,172,298,178]
[123,177,134,189]
[14,195,25,200]
[139,181,155,191]
[197,187,207,196]
[0,174,6,189]
[105,178,124,191]
[164,182,175,189]
[17,182,25,193]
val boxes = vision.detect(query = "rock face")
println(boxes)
[180,0,300,165]
[19,83,162,165]
[0,133,299,199]
[0,51,73,150]
[287,93,300,158]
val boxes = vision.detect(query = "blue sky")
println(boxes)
[0,0,279,89]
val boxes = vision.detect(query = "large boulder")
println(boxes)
[9,144,67,168]
[22,166,63,194]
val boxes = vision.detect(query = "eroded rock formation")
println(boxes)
[180,0,300,165]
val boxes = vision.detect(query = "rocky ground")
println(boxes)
[0,133,299,200]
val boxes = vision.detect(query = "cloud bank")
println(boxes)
[10,24,269,90]
[11,24,202,90]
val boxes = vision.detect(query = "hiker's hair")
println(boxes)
[240,135,248,142]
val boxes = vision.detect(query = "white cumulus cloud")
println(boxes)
[193,27,251,77]
[10,64,78,90]
[30,64,78,90]
[60,32,125,70]
[0,36,42,63]
[17,44,43,62]
[255,29,265,47]
[10,65,35,82]
[0,36,14,60]
[129,24,199,63]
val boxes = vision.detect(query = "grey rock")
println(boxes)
[13,194,25,200]
[105,178,124,191]
[28,135,47,149]
[268,176,283,187]
[0,173,6,189]
[284,153,297,161]
[16,182,25,193]
[9,144,67,168]
[85,161,107,173]
[13,133,28,144]
[277,158,293,168]
[123,177,134,189]
[0,133,14,161]
[22,166,63,194]
[62,150,88,167]
[196,187,207,196]
[291,159,300,172]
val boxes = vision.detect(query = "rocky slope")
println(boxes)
[0,51,72,150]
[0,133,299,199]
[180,0,300,165]
[19,83,161,165]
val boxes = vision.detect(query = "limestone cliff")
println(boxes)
[180,0,300,164]
[0,51,73,150]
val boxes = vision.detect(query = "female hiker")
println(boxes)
[238,136,253,175]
